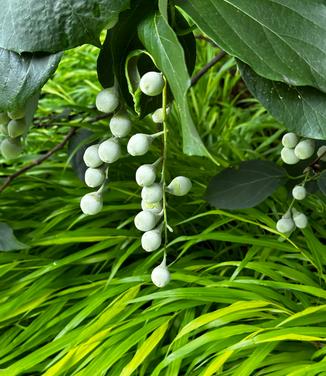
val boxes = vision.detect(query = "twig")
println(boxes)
[0,128,77,193]
[191,51,226,86]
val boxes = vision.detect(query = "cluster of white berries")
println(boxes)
[80,70,192,288]
[281,132,326,164]
[276,208,308,234]
[0,108,29,160]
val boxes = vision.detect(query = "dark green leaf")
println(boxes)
[205,160,286,209]
[175,0,326,93]
[0,0,130,53]
[0,49,61,112]
[138,12,209,157]
[0,223,28,251]
[317,170,326,196]
[238,61,326,140]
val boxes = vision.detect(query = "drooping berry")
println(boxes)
[281,147,299,165]
[294,139,315,160]
[151,261,170,287]
[7,119,27,138]
[139,72,165,97]
[281,132,299,148]
[292,185,306,200]
[80,192,103,215]
[83,144,103,168]
[98,138,121,163]
[96,87,119,113]
[84,168,106,188]
[292,211,308,229]
[317,145,326,162]
[135,164,156,187]
[141,228,162,252]
[167,176,192,196]
[134,211,158,232]
[127,133,152,156]
[0,138,22,159]
[109,112,132,138]
[276,217,295,233]
[141,200,163,214]
[141,183,163,203]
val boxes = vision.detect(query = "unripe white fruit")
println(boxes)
[151,262,170,287]
[151,107,170,123]
[141,228,162,252]
[98,138,121,163]
[167,176,192,196]
[136,164,156,187]
[141,200,162,214]
[141,183,163,203]
[80,192,103,215]
[84,168,106,188]
[293,212,308,229]
[0,112,9,125]
[139,71,165,96]
[96,87,119,113]
[317,145,326,162]
[294,139,315,160]
[281,147,299,165]
[292,185,306,200]
[276,218,295,233]
[7,108,25,120]
[83,144,103,168]
[127,133,152,156]
[134,211,157,232]
[282,132,299,148]
[109,113,132,138]
[7,119,27,138]
[0,138,22,159]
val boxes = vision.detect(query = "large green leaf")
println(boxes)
[175,0,326,93]
[0,0,130,53]
[138,12,209,157]
[205,160,286,209]
[0,223,28,251]
[238,61,326,140]
[0,48,61,112]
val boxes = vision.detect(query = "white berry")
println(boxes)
[141,183,163,203]
[282,132,299,148]
[136,164,156,187]
[167,176,192,196]
[109,113,132,138]
[281,147,299,165]
[96,87,119,113]
[83,144,103,168]
[127,133,152,156]
[141,228,162,252]
[98,138,121,163]
[84,168,106,188]
[151,262,170,287]
[292,185,306,200]
[152,107,170,123]
[134,211,157,232]
[80,192,103,215]
[0,138,22,159]
[294,139,315,160]
[276,218,295,233]
[317,145,326,162]
[293,212,308,229]
[141,200,162,214]
[7,119,27,138]
[139,72,165,96]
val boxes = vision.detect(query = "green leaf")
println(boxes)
[0,223,28,251]
[238,61,326,140]
[205,160,286,210]
[175,0,326,93]
[138,12,209,157]
[317,170,326,196]
[0,49,61,112]
[0,0,130,53]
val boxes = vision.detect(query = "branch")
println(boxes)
[0,128,77,193]
[191,51,226,87]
